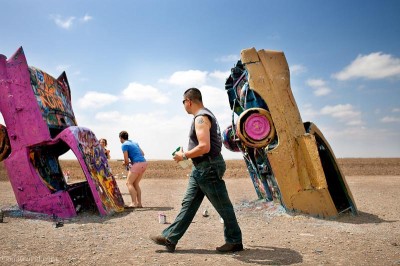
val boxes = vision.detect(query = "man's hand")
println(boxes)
[173,147,185,162]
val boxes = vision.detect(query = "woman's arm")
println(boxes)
[123,150,129,166]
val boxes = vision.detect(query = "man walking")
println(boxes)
[150,88,243,253]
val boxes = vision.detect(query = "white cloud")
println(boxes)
[50,14,93,29]
[198,85,228,108]
[121,82,169,104]
[159,70,208,88]
[314,87,332,96]
[306,78,332,96]
[160,69,230,90]
[94,110,121,121]
[345,119,363,126]
[215,54,239,63]
[333,52,400,80]
[307,79,325,87]
[50,15,76,29]
[320,104,360,119]
[95,110,174,126]
[380,116,400,123]
[320,104,362,126]
[300,104,319,121]
[392,108,400,113]
[90,110,192,159]
[209,70,230,83]
[78,91,118,109]
[290,64,307,75]
[318,122,400,158]
[81,14,93,22]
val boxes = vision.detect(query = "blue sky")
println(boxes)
[1,0,399,160]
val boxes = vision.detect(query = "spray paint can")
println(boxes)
[126,162,132,171]
[158,213,166,224]
[172,147,192,169]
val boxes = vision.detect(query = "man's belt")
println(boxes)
[191,153,222,165]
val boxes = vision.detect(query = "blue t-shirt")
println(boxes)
[121,140,146,163]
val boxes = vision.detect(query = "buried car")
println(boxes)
[223,48,357,218]
[0,47,124,218]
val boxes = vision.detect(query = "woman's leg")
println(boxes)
[133,173,144,207]
[126,171,139,207]
[131,162,148,207]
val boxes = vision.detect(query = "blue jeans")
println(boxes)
[162,155,242,244]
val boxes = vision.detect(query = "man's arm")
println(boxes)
[173,115,211,162]
[192,115,211,156]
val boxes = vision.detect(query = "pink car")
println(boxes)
[0,47,124,218]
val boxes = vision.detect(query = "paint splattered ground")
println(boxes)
[0,159,399,265]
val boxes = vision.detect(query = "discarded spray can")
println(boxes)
[158,213,166,224]
[52,213,64,228]
[53,221,64,228]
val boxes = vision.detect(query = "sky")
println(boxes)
[0,0,399,160]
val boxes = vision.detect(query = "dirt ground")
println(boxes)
[0,159,399,265]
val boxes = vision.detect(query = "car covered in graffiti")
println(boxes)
[222,48,358,218]
[0,47,124,218]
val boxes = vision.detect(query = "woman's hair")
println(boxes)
[99,138,108,146]
[119,131,129,140]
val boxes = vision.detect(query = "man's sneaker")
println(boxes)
[216,243,243,253]
[150,235,176,253]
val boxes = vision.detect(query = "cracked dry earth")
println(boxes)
[0,159,399,265]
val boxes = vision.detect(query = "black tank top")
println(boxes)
[188,108,222,158]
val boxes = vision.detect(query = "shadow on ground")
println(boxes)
[156,245,302,265]
[0,205,173,227]
[337,211,397,224]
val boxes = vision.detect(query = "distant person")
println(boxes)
[150,88,243,253]
[119,131,147,208]
[99,138,111,159]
